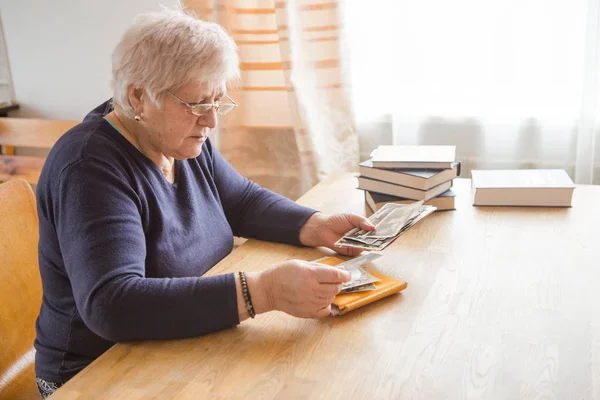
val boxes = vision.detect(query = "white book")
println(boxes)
[365,189,456,212]
[359,160,460,190]
[357,176,453,201]
[471,169,575,207]
[371,145,456,169]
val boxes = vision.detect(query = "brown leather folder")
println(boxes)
[316,256,408,315]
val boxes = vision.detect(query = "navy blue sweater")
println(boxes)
[34,101,317,383]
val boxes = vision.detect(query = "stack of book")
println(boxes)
[358,145,460,212]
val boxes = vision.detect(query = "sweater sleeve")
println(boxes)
[53,158,239,343]
[209,145,318,245]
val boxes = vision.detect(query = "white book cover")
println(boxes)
[358,160,460,190]
[471,169,575,207]
[371,145,456,163]
[471,169,575,189]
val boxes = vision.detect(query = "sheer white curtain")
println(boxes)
[343,0,600,184]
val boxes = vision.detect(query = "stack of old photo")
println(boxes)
[325,252,382,294]
[358,145,460,212]
[335,201,436,251]
[314,253,408,316]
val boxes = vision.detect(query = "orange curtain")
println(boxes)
[184,0,358,199]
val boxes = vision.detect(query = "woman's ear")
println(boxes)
[127,86,145,114]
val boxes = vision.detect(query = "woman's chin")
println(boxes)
[188,137,207,157]
[176,143,205,160]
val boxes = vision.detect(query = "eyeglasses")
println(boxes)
[167,90,238,116]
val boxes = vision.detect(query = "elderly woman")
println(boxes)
[34,8,373,398]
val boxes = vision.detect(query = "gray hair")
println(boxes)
[111,7,240,118]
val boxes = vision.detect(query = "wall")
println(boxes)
[0,0,178,120]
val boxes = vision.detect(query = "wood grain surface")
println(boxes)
[0,118,77,149]
[0,179,42,400]
[50,175,600,400]
[0,155,45,184]
[0,118,78,184]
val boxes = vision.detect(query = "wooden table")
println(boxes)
[51,175,600,399]
[0,102,18,117]
[0,103,19,157]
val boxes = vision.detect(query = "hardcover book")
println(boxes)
[365,189,456,212]
[357,176,452,201]
[370,145,456,169]
[359,160,460,190]
[471,169,575,207]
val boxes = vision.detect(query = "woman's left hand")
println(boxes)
[299,212,375,256]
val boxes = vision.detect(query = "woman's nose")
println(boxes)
[199,107,217,129]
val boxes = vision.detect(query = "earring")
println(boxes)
[134,115,141,121]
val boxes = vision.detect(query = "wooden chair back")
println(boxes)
[0,179,42,399]
[0,118,78,184]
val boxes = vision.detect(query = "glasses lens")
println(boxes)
[190,105,213,116]
[217,104,236,116]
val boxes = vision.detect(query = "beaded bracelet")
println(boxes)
[238,271,256,319]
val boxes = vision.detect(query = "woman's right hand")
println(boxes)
[247,259,351,319]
